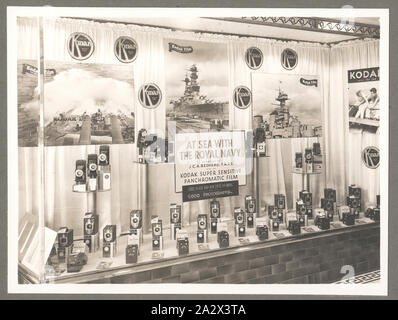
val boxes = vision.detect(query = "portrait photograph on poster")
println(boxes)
[42,62,135,146]
[251,73,322,139]
[164,39,229,133]
[348,67,380,132]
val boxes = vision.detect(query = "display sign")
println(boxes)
[245,47,263,70]
[251,73,322,139]
[164,39,229,132]
[281,48,298,70]
[42,61,135,146]
[67,32,95,61]
[114,36,138,63]
[174,131,246,193]
[362,146,380,169]
[182,181,239,202]
[138,83,162,109]
[347,66,379,130]
[233,86,252,109]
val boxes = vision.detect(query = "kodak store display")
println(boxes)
[15,15,381,287]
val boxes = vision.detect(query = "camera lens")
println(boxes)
[155,227,160,233]
[75,169,83,177]
[133,218,138,223]
[86,223,92,229]
[104,246,109,252]
[89,163,97,171]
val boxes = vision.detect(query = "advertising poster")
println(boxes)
[174,131,246,201]
[164,39,229,133]
[17,60,40,147]
[43,62,135,146]
[251,73,322,139]
[347,67,379,132]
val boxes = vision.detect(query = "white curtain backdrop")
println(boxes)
[329,39,380,206]
[16,17,380,235]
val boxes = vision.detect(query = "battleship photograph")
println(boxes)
[252,73,322,139]
[42,62,135,146]
[164,39,229,133]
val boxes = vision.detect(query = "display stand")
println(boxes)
[291,167,322,192]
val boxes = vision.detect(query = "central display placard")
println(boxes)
[174,131,247,194]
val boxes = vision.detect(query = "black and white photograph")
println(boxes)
[252,73,322,139]
[348,67,380,132]
[165,39,229,132]
[7,7,388,298]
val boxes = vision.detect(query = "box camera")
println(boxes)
[245,195,257,213]
[177,238,189,256]
[274,194,286,209]
[126,244,139,264]
[217,231,229,248]
[342,211,355,226]
[87,154,98,179]
[324,188,337,202]
[74,160,86,184]
[103,225,116,243]
[98,145,110,166]
[234,207,245,225]
[83,212,99,236]
[313,142,321,155]
[338,206,350,221]
[236,224,246,237]
[102,241,117,258]
[197,214,208,230]
[277,209,284,222]
[57,246,71,263]
[84,234,99,253]
[256,225,268,241]
[365,206,375,218]
[299,191,312,207]
[348,185,361,199]
[152,236,163,251]
[210,199,221,218]
[130,210,143,230]
[210,218,218,234]
[247,212,255,228]
[304,148,313,163]
[170,204,182,224]
[306,207,313,218]
[152,220,163,237]
[296,200,307,216]
[288,220,301,235]
[58,227,73,248]
[347,195,360,208]
[350,206,360,218]
[98,165,111,191]
[297,214,308,227]
[197,230,206,243]
[256,141,267,157]
[171,222,182,240]
[376,195,380,208]
[315,216,330,230]
[66,252,87,273]
[295,152,303,168]
[269,219,279,231]
[372,208,380,221]
[321,198,335,215]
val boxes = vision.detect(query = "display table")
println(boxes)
[19,218,379,284]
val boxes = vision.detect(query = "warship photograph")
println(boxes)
[165,39,229,133]
[252,73,322,139]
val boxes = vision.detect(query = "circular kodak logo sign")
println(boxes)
[67,32,94,60]
[138,84,162,109]
[245,47,263,70]
[362,146,380,169]
[233,86,252,109]
[114,36,138,63]
[281,48,298,70]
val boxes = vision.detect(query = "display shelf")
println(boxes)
[45,213,376,283]
[291,167,322,192]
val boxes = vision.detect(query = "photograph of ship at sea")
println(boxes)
[164,39,229,133]
[41,62,135,146]
[251,73,322,139]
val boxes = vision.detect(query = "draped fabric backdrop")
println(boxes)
[16,17,380,236]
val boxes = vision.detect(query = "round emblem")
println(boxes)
[138,83,162,109]
[67,32,94,61]
[245,47,263,70]
[362,146,380,169]
[281,48,298,70]
[233,86,252,109]
[114,36,138,63]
